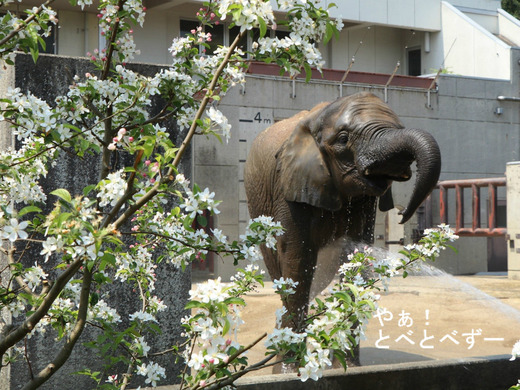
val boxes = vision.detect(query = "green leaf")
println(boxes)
[224,297,245,306]
[196,214,207,227]
[18,205,42,217]
[86,260,96,272]
[303,62,312,82]
[50,189,72,203]
[333,291,352,304]
[83,185,96,196]
[446,244,458,253]
[324,22,334,45]
[185,300,202,310]
[258,17,267,38]
[61,123,82,133]
[333,350,348,371]
[143,137,156,157]
[90,292,99,306]
[222,318,231,336]
[37,35,46,52]
[29,46,39,64]
[99,253,116,271]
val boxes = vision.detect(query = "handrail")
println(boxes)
[427,177,506,237]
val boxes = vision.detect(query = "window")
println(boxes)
[180,19,288,57]
[205,23,224,55]
[180,19,199,38]
[40,23,57,54]
[229,25,248,53]
[407,48,421,76]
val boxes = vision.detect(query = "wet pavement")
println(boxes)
[209,270,520,376]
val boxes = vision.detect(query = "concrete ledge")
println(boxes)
[152,355,520,390]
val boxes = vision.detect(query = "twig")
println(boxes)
[23,337,33,379]
[201,354,278,390]
[20,267,93,390]
[119,362,134,390]
[179,335,198,390]
[100,0,126,81]
[6,246,37,298]
[0,0,56,47]
[0,257,83,357]
[190,332,268,390]
[120,230,241,257]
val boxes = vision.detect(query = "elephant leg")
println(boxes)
[309,242,343,299]
[277,237,318,331]
[271,240,317,374]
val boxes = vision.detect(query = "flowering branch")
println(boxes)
[0,0,55,47]
[21,268,93,390]
[112,29,247,230]
[0,257,83,357]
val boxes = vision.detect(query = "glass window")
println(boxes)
[407,48,421,76]
[229,25,248,53]
[40,23,56,54]
[205,23,224,55]
[180,19,199,38]
[274,29,290,40]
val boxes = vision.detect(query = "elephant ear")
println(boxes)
[276,123,341,211]
[379,187,395,212]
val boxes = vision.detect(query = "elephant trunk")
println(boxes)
[358,128,441,224]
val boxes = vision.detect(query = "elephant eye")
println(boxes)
[337,133,349,145]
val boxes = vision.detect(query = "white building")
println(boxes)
[16,0,518,79]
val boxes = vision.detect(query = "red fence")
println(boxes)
[423,177,507,237]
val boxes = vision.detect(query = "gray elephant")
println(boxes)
[244,92,441,332]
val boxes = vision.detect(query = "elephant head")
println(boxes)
[276,92,441,223]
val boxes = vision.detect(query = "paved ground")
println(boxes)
[195,268,520,376]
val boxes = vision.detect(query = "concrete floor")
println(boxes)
[204,269,520,376]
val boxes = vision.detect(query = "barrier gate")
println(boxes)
[418,177,507,273]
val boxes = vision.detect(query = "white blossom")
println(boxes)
[136,361,166,387]
[207,107,232,143]
[511,340,520,361]
[97,170,127,207]
[130,311,157,323]
[2,218,29,242]
[189,277,229,304]
[23,263,47,291]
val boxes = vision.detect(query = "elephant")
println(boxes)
[243,92,441,334]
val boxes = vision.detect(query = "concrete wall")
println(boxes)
[330,0,441,30]
[0,54,191,389]
[151,355,520,390]
[329,25,411,74]
[235,355,520,390]
[441,2,511,80]
[507,162,520,279]
[498,9,520,46]
[194,47,520,280]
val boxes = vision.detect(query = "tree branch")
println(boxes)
[20,267,93,390]
[0,257,83,357]
[0,0,56,47]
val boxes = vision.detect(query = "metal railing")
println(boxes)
[423,177,507,237]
